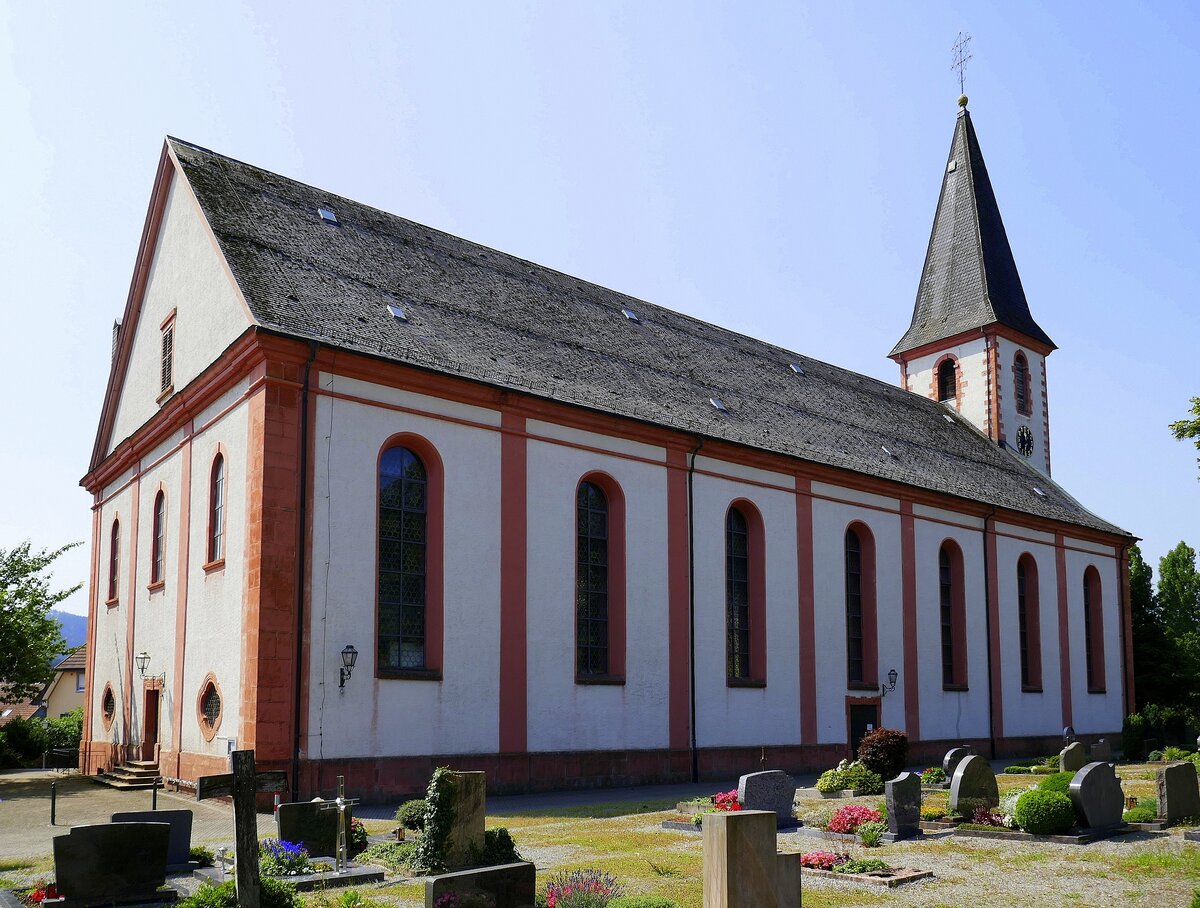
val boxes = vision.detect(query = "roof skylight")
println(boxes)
[943,414,955,423]
[881,445,895,458]
[622,307,641,323]
[1032,487,1046,497]
[318,208,338,224]
[387,303,407,321]
[710,397,729,414]
[790,362,805,375]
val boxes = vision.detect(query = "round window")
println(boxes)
[101,685,116,729]
[200,683,221,729]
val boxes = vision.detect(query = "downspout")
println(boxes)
[686,436,704,783]
[291,340,319,798]
[1117,541,1134,718]
[982,505,998,760]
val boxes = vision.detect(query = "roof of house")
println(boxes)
[0,701,43,727]
[165,136,1126,537]
[53,645,87,673]
[891,107,1056,357]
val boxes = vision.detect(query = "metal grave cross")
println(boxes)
[319,775,361,873]
[196,749,289,908]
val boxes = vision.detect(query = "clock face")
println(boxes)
[1017,425,1034,458]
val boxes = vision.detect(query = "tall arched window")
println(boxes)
[937,358,957,403]
[206,454,225,564]
[107,519,120,602]
[150,491,166,586]
[845,524,877,686]
[726,507,750,679]
[576,480,609,677]
[1014,352,1031,415]
[939,541,967,688]
[379,446,428,671]
[1083,566,1105,692]
[1017,554,1042,690]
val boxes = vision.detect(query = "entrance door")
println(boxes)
[848,702,879,756]
[142,689,160,762]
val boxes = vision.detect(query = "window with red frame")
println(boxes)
[151,491,165,585]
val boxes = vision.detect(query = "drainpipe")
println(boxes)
[1117,541,1134,718]
[982,505,998,760]
[686,437,704,783]
[291,341,319,798]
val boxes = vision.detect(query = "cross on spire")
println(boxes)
[951,32,973,96]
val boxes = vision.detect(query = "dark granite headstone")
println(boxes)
[1069,762,1125,829]
[1158,761,1200,823]
[737,771,796,827]
[446,771,488,870]
[942,746,972,779]
[884,772,921,841]
[1089,739,1112,763]
[1060,741,1087,773]
[276,800,353,858]
[54,822,171,907]
[112,809,194,871]
[1144,737,1159,758]
[426,861,535,908]
[949,754,998,816]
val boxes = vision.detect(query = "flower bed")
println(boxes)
[797,852,932,888]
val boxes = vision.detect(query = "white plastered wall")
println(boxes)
[1064,543,1124,734]
[903,336,989,432]
[91,483,134,747]
[106,171,252,455]
[994,336,1050,476]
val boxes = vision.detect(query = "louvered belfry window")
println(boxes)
[937,358,957,402]
[576,481,610,677]
[160,323,174,394]
[379,446,428,671]
[726,506,751,680]
[1014,353,1031,415]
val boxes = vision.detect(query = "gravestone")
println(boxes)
[1144,737,1159,758]
[1069,762,1125,829]
[949,754,998,816]
[446,771,488,869]
[277,799,354,858]
[426,862,536,908]
[112,809,194,871]
[737,770,796,827]
[54,822,171,907]
[1158,761,1200,823]
[883,772,921,841]
[942,746,972,779]
[703,809,778,908]
[775,851,801,908]
[1090,739,1112,763]
[1060,741,1087,773]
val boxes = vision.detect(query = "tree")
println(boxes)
[1129,545,1174,709]
[0,541,79,701]
[1157,542,1200,713]
[1170,396,1200,476]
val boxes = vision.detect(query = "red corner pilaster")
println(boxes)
[499,408,528,753]
[666,447,691,751]
[899,500,920,741]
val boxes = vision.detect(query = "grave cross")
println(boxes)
[319,775,360,873]
[196,749,289,908]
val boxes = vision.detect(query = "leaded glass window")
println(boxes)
[151,491,165,584]
[107,519,120,601]
[845,529,864,683]
[208,455,225,563]
[379,446,427,671]
[940,546,955,686]
[726,507,750,679]
[1018,560,1031,687]
[576,481,609,676]
[201,684,221,728]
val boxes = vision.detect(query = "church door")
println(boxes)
[848,702,879,757]
[142,689,160,762]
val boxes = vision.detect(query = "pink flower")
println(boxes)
[826,805,882,834]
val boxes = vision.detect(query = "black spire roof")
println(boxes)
[891,106,1055,357]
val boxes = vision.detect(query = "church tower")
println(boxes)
[890,99,1056,477]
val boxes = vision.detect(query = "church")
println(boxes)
[80,100,1135,798]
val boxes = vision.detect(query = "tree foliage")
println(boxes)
[1130,546,1173,709]
[1169,396,1200,476]
[0,541,79,701]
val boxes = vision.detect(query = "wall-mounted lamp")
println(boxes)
[880,668,898,697]
[135,651,166,682]
[339,645,358,689]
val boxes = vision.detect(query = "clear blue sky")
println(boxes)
[2,2,1196,616]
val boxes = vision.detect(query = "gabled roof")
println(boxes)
[53,645,87,673]
[891,107,1055,358]
[163,137,1125,537]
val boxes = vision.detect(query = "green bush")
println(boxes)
[841,762,884,795]
[1045,754,1060,770]
[1030,765,1054,775]
[189,846,215,867]
[833,858,890,874]
[856,727,909,781]
[45,708,83,751]
[470,827,522,866]
[1,716,48,762]
[609,898,680,908]
[857,820,886,847]
[1163,746,1193,761]
[1003,766,1031,774]
[395,798,427,832]
[360,840,416,870]
[1123,806,1157,824]
[1148,750,1165,762]
[1037,772,1075,794]
[177,878,298,908]
[1014,790,1076,835]
[1191,889,1200,908]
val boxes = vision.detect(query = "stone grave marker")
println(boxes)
[1090,739,1112,763]
[446,771,488,869]
[949,754,998,817]
[426,861,536,908]
[942,746,972,779]
[703,809,778,908]
[54,822,172,907]
[276,800,354,858]
[1060,741,1087,773]
[737,770,797,827]
[112,808,194,871]
[1069,761,1124,829]
[1158,761,1200,823]
[883,772,921,841]
[1144,737,1159,758]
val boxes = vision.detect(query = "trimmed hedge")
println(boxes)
[1014,790,1076,835]
[1003,766,1031,774]
[1037,772,1075,794]
[1123,806,1157,824]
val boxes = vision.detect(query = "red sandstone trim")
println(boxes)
[577,471,627,682]
[983,528,1003,739]
[1084,566,1106,692]
[666,448,691,750]
[890,323,1055,366]
[499,409,528,752]
[900,501,920,739]
[1054,534,1073,727]
[796,478,817,744]
[197,672,224,742]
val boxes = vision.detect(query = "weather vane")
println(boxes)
[952,32,973,98]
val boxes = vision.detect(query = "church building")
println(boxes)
[80,101,1135,797]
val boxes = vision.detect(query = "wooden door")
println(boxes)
[142,689,160,762]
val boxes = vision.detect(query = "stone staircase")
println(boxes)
[96,759,162,790]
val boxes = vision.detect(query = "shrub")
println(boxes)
[1003,766,1031,774]
[259,839,312,877]
[1123,806,1157,824]
[919,804,946,821]
[411,767,457,874]
[189,846,215,867]
[1037,772,1075,794]
[608,898,680,908]
[1163,746,1193,761]
[360,840,417,870]
[827,804,882,834]
[469,828,521,866]
[1014,790,1076,835]
[815,759,883,795]
[833,858,891,874]
[178,878,298,908]
[857,820,886,847]
[542,869,623,907]
[1,716,47,762]
[395,798,427,832]
[920,767,947,785]
[45,708,83,751]
[1030,765,1054,775]
[1148,750,1165,762]
[1045,754,1060,770]
[349,818,368,856]
[856,728,909,781]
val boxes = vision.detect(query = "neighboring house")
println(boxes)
[80,100,1134,799]
[43,645,88,719]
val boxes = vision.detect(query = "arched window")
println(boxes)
[150,491,166,586]
[726,507,750,679]
[1014,352,1031,415]
[206,454,225,564]
[379,446,428,671]
[1083,567,1105,692]
[107,519,120,602]
[1017,554,1042,690]
[845,524,877,686]
[576,481,610,677]
[939,541,967,688]
[937,358,957,403]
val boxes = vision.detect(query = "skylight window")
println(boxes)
[790,362,805,375]
[710,397,729,414]
[387,303,407,322]
[943,414,955,423]
[881,445,895,458]
[1032,487,1046,497]
[621,307,640,323]
[318,208,338,224]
